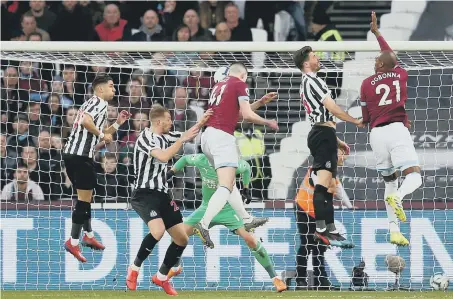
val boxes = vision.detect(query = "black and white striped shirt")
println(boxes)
[133,128,182,193]
[300,72,334,125]
[63,96,107,158]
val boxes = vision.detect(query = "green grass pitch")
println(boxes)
[1,291,451,299]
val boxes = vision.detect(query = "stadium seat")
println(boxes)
[291,121,311,138]
[335,59,374,107]
[251,28,268,69]
[380,13,420,31]
[131,28,140,35]
[279,137,309,154]
[274,10,294,42]
[209,28,215,35]
[391,0,427,14]
[366,28,412,41]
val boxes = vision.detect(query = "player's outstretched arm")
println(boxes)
[239,100,279,130]
[151,128,199,163]
[323,96,364,127]
[250,92,278,111]
[370,11,394,53]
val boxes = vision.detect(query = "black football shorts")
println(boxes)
[307,125,338,178]
[63,154,97,190]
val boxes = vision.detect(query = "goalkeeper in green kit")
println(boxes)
[166,154,287,292]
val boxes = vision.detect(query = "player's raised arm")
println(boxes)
[250,92,278,111]
[371,11,395,55]
[240,100,279,130]
[323,96,365,127]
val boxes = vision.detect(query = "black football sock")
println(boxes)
[325,192,336,232]
[83,204,92,233]
[313,185,329,232]
[134,233,159,267]
[159,242,186,275]
[71,200,90,240]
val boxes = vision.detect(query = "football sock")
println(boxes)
[200,186,230,229]
[228,186,252,222]
[134,233,159,267]
[384,180,400,232]
[325,192,335,231]
[70,200,90,245]
[83,204,92,235]
[159,242,186,276]
[397,172,422,200]
[250,240,277,279]
[313,185,329,232]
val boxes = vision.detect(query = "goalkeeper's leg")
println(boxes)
[382,172,409,246]
[236,228,287,292]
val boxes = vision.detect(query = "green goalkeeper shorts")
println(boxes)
[184,203,244,231]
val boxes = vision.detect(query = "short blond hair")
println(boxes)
[149,104,169,121]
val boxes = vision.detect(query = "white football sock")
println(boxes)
[397,172,422,200]
[156,271,167,281]
[200,186,230,229]
[130,264,140,272]
[85,231,94,238]
[228,186,253,223]
[384,180,399,232]
[70,237,79,246]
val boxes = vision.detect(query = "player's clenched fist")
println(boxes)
[355,118,366,128]
[102,133,113,144]
[181,126,200,143]
[117,110,131,125]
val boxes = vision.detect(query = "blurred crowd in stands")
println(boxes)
[1,1,336,204]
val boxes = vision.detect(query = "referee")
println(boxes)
[126,105,212,295]
[293,46,363,247]
[63,75,131,263]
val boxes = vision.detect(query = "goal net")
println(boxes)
[1,41,452,291]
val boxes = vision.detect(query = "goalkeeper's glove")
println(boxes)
[241,188,252,204]
[166,169,175,182]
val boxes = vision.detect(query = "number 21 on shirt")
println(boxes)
[209,84,227,105]
[377,80,400,106]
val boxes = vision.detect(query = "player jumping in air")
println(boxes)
[360,12,422,246]
[195,63,279,248]
[165,154,287,292]
[63,75,131,262]
[126,105,212,295]
[293,45,364,248]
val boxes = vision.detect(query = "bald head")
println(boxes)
[228,63,248,82]
[378,50,397,70]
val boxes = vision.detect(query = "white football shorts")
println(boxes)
[201,127,239,169]
[370,122,420,176]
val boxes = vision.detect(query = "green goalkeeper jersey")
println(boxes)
[173,154,251,205]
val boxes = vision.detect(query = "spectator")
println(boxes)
[27,31,42,41]
[1,164,45,202]
[183,9,213,41]
[183,65,215,109]
[215,21,231,41]
[27,102,48,137]
[244,1,274,40]
[276,1,307,41]
[21,145,51,200]
[146,53,178,108]
[158,0,180,40]
[118,78,151,115]
[50,133,63,151]
[234,123,272,199]
[18,60,48,102]
[172,87,198,131]
[172,23,191,41]
[79,0,104,26]
[1,1,20,41]
[224,2,252,41]
[1,66,29,133]
[95,153,128,202]
[28,1,56,31]
[131,9,165,41]
[50,0,94,41]
[94,4,131,41]
[199,0,228,30]
[48,80,73,109]
[36,130,61,171]
[11,12,50,41]
[61,106,78,141]
[44,93,64,130]
[0,134,15,189]
[311,7,344,99]
[61,65,85,106]
[6,114,36,160]
[120,112,149,147]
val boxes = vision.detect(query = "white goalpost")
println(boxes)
[1,41,452,291]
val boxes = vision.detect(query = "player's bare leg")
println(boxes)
[382,172,409,246]
[197,167,236,248]
[152,223,189,296]
[65,189,100,263]
[127,218,165,290]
